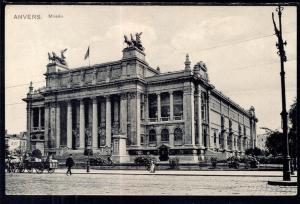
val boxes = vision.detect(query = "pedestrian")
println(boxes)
[149,160,155,173]
[66,154,75,176]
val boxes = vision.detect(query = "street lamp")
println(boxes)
[272,5,291,181]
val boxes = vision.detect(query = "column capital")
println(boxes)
[120,93,128,100]
[128,92,137,99]
[104,95,111,100]
[169,90,173,95]
[91,96,98,102]
[50,102,57,108]
[65,99,72,104]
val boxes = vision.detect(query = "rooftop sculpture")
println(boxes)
[48,48,68,66]
[124,32,144,51]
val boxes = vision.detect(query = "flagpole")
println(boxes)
[89,40,91,67]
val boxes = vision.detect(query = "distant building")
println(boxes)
[256,133,268,151]
[5,130,29,155]
[23,35,258,162]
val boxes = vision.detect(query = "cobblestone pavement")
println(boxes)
[5,170,297,195]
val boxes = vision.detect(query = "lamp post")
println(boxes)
[272,5,291,181]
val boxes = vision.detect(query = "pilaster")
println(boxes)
[183,82,195,145]
[196,85,203,147]
[56,103,61,148]
[66,100,72,148]
[157,93,161,121]
[79,99,85,148]
[105,95,112,147]
[92,97,98,149]
[169,91,174,121]
[120,93,128,135]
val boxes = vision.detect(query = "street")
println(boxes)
[5,169,297,195]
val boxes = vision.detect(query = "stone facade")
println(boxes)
[23,44,258,163]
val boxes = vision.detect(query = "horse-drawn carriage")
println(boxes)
[6,156,58,174]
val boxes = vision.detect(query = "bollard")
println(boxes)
[86,160,90,173]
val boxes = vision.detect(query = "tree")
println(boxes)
[265,130,283,156]
[288,98,297,170]
[264,98,297,159]
[245,147,263,156]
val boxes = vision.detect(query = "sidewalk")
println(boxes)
[54,168,298,177]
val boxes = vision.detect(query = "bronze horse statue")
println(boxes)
[48,48,68,66]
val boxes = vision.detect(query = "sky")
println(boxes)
[5,5,297,135]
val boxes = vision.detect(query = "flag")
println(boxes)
[84,46,90,60]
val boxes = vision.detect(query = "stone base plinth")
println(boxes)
[112,134,128,163]
[111,155,130,163]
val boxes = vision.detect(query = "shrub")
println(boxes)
[243,156,259,168]
[134,155,157,170]
[210,157,218,169]
[31,149,42,159]
[227,156,240,169]
[248,157,259,168]
[84,149,93,156]
[245,147,263,156]
[169,157,180,169]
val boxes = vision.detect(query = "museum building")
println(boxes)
[23,34,258,162]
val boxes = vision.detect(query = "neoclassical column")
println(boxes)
[169,91,173,121]
[129,92,141,146]
[183,82,195,145]
[56,103,61,148]
[157,93,161,121]
[100,99,106,146]
[44,103,49,152]
[207,91,212,148]
[216,131,220,149]
[92,97,98,148]
[196,85,203,147]
[79,99,85,148]
[113,97,119,126]
[119,93,128,134]
[105,95,112,147]
[144,94,148,122]
[66,100,72,148]
[136,93,141,146]
[38,107,41,130]
[30,108,34,131]
[169,127,174,147]
[49,103,57,150]
[223,131,227,150]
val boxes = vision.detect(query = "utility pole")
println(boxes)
[272,5,291,181]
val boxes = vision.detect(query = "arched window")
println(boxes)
[161,128,169,142]
[149,129,156,143]
[174,128,183,145]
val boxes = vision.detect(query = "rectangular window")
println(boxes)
[33,108,39,128]
[41,107,45,128]
[161,93,170,120]
[173,91,183,119]
[148,94,157,119]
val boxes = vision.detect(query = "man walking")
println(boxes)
[66,154,74,176]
